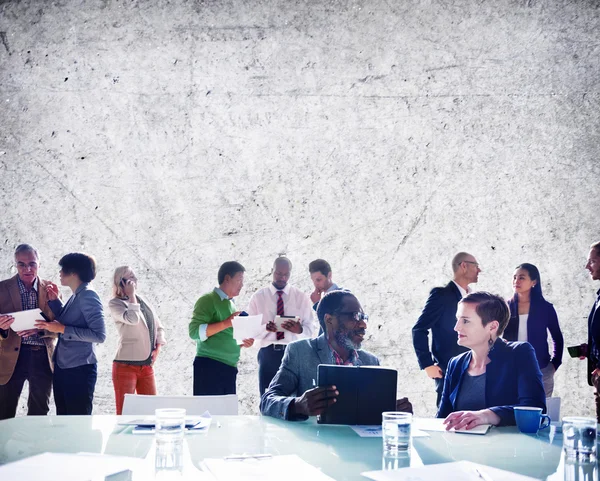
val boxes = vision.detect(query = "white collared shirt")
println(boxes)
[452,280,471,298]
[247,283,315,348]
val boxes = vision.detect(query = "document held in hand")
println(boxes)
[231,314,263,343]
[4,308,46,332]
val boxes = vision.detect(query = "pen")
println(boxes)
[473,467,493,481]
[225,454,272,461]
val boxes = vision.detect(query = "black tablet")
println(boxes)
[316,364,397,425]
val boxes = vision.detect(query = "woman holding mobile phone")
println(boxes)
[503,263,564,397]
[109,266,166,414]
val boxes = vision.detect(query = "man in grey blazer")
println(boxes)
[260,291,411,421]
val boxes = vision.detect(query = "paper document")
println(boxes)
[413,417,491,435]
[362,460,539,481]
[203,454,335,481]
[350,425,430,438]
[4,308,45,331]
[119,411,212,434]
[0,452,145,481]
[232,314,263,343]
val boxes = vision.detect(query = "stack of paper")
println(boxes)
[203,454,335,481]
[362,460,539,480]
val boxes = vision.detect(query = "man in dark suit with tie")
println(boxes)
[412,252,481,406]
[585,241,600,421]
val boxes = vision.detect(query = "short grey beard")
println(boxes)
[334,328,361,351]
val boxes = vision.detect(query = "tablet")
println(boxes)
[4,308,46,331]
[273,315,299,330]
[317,364,397,425]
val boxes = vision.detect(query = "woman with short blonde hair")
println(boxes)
[109,266,165,414]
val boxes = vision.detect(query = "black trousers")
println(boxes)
[258,345,286,395]
[0,344,53,420]
[193,357,237,395]
[53,363,97,415]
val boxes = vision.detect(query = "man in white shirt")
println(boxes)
[411,252,481,406]
[248,256,315,395]
[308,258,349,335]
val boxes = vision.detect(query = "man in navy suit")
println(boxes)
[585,241,600,421]
[412,252,481,406]
[260,291,411,420]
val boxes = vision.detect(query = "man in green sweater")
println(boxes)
[189,261,253,395]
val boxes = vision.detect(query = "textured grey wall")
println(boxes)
[1,0,598,419]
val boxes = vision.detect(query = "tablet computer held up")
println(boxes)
[316,364,397,425]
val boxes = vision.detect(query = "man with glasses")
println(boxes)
[412,252,481,407]
[0,244,57,419]
[260,290,412,420]
[249,256,315,395]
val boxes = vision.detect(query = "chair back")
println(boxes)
[122,394,238,415]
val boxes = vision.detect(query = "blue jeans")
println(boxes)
[53,363,97,415]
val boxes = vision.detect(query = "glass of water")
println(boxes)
[562,416,597,461]
[382,412,412,454]
[155,408,185,471]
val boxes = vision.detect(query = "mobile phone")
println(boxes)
[120,278,127,287]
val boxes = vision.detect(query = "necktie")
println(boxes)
[276,291,285,340]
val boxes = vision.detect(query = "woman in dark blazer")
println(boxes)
[438,292,546,430]
[34,253,106,415]
[503,263,563,397]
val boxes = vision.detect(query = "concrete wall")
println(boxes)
[1,0,598,418]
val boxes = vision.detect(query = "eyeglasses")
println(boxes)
[335,311,369,324]
[16,262,38,270]
[463,261,480,268]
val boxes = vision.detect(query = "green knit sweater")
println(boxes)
[189,290,239,367]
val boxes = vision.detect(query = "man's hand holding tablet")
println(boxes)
[293,385,338,417]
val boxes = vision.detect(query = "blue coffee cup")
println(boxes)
[514,406,551,434]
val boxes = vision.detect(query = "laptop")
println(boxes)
[316,364,397,425]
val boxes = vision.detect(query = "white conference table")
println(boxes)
[0,415,594,480]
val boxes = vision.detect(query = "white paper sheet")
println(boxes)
[203,454,335,481]
[413,417,491,435]
[232,314,263,343]
[4,308,44,331]
[0,452,145,481]
[350,426,430,438]
[119,411,212,434]
[362,460,538,481]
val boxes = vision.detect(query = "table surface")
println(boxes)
[0,415,591,480]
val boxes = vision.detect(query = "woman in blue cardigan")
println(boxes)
[438,292,546,430]
[503,263,563,397]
